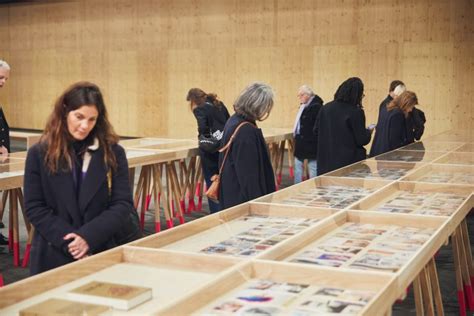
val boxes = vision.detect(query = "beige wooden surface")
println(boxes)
[1,1,473,138]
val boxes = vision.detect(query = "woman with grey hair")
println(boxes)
[0,59,11,247]
[218,82,276,209]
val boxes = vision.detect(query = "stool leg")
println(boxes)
[0,273,4,287]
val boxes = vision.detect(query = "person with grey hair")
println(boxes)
[292,84,323,183]
[217,82,276,209]
[0,59,11,246]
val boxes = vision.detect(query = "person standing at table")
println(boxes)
[370,91,420,156]
[219,82,276,209]
[315,77,374,175]
[370,81,406,157]
[24,82,133,275]
[187,88,230,214]
[0,59,11,246]
[292,85,323,183]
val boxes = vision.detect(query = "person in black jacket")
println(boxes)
[370,80,406,157]
[292,85,323,183]
[406,107,426,143]
[315,77,374,175]
[219,82,276,210]
[187,88,230,213]
[24,82,133,275]
[0,59,11,246]
[370,91,419,156]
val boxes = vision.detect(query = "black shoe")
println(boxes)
[0,232,8,246]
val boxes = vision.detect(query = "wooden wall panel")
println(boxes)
[0,0,472,138]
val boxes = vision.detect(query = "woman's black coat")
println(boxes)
[24,143,133,275]
[294,95,323,160]
[0,107,10,152]
[315,101,371,175]
[370,108,409,157]
[219,114,276,210]
[193,102,230,174]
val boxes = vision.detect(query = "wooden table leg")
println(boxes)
[460,220,474,300]
[414,274,424,316]
[428,258,444,316]
[22,225,35,268]
[10,189,20,266]
[128,167,136,195]
[453,232,467,316]
[194,158,203,211]
[456,225,474,311]
[419,267,435,316]
[287,138,295,179]
[0,190,8,223]
[169,162,185,224]
[187,157,197,213]
[151,164,161,232]
[165,164,175,228]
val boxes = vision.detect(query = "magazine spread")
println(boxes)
[200,279,375,315]
[280,186,375,209]
[199,215,321,257]
[288,223,435,272]
[374,191,466,216]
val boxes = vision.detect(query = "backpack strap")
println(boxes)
[218,121,255,175]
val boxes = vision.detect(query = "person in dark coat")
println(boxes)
[370,80,406,157]
[370,91,419,156]
[187,88,230,213]
[0,59,11,246]
[219,82,276,210]
[24,82,133,275]
[315,77,374,175]
[406,107,426,143]
[292,84,323,183]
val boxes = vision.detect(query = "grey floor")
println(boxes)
[0,141,471,315]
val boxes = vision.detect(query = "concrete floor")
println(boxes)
[0,141,471,315]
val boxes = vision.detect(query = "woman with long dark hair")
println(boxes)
[24,82,133,275]
[187,88,230,213]
[315,77,374,175]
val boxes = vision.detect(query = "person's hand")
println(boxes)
[64,233,90,260]
[0,146,8,155]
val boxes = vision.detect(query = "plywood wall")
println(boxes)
[0,0,472,138]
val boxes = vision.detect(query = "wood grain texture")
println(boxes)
[0,0,472,138]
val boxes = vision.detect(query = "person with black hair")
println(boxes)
[315,77,374,175]
[187,88,230,213]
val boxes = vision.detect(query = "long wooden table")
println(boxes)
[0,129,294,268]
[0,129,472,315]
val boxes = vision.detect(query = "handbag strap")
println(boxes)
[217,121,255,175]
